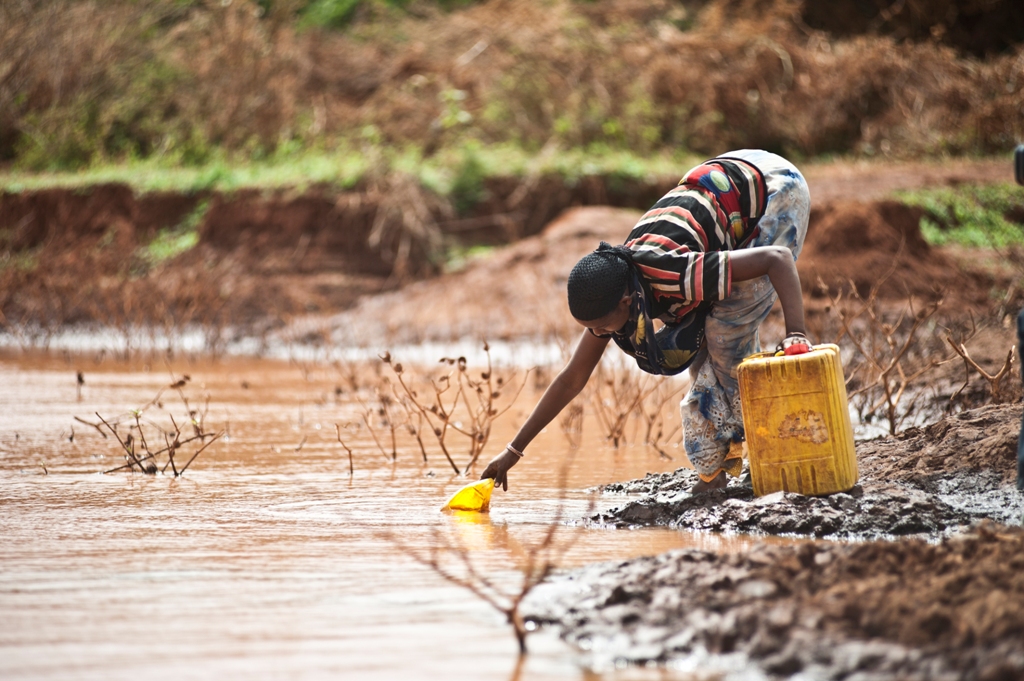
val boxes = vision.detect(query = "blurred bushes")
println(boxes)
[1,0,1023,172]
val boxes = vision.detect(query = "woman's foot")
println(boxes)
[692,471,728,493]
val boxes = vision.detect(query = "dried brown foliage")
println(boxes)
[946,317,1017,404]
[365,343,530,474]
[367,171,451,279]
[79,374,223,475]
[819,263,952,436]
[2,0,1023,166]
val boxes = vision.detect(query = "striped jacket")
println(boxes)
[625,156,768,322]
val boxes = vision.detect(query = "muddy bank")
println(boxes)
[523,522,1024,679]
[597,403,1024,540]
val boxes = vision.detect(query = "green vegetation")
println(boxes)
[297,0,481,29]
[0,152,369,194]
[0,143,694,196]
[897,184,1024,249]
[443,244,494,273]
[141,200,209,265]
[0,249,39,274]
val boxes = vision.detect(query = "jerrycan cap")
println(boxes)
[441,478,495,512]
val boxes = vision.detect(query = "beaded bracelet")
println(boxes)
[506,443,525,458]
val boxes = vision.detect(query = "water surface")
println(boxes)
[1,350,781,680]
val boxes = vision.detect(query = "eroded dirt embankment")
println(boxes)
[598,403,1024,540]
[1,158,1014,340]
[0,174,670,333]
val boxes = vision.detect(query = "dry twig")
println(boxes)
[381,342,530,475]
[385,457,591,655]
[946,336,1016,404]
[84,376,223,476]
[335,423,355,476]
[819,266,949,434]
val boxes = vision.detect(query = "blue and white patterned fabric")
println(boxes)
[680,149,811,481]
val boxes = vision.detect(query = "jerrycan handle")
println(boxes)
[773,343,814,358]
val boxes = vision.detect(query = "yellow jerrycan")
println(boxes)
[736,343,858,497]
[440,478,495,512]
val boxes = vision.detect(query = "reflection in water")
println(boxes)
[0,350,792,681]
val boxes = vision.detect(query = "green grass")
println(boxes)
[0,143,696,197]
[443,243,495,273]
[0,151,371,195]
[896,183,1024,249]
[141,200,209,265]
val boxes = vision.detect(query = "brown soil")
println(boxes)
[320,205,642,345]
[2,159,1017,345]
[319,160,1016,347]
[0,170,673,337]
[524,522,1024,679]
[802,199,965,302]
[868,404,1024,489]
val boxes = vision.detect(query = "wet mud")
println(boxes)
[597,403,1024,540]
[521,403,1024,678]
[523,522,1024,680]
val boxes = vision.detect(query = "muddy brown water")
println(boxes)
[0,350,807,681]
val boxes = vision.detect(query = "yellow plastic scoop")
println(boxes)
[441,478,495,513]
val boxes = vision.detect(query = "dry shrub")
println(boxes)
[821,275,950,435]
[3,0,1024,166]
[79,374,223,476]
[353,344,531,474]
[645,6,1024,156]
[367,171,452,278]
[0,0,303,167]
[0,1,190,167]
[164,0,304,153]
[800,0,1024,58]
[280,0,1024,156]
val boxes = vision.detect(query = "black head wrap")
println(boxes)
[567,242,634,321]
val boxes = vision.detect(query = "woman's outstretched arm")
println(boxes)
[480,330,609,490]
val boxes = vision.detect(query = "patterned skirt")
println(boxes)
[679,149,811,481]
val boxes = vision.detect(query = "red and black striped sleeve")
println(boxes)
[625,193,733,307]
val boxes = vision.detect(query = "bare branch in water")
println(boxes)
[87,380,222,476]
[335,424,355,477]
[73,416,108,439]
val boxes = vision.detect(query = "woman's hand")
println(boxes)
[480,447,522,491]
[777,331,811,355]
